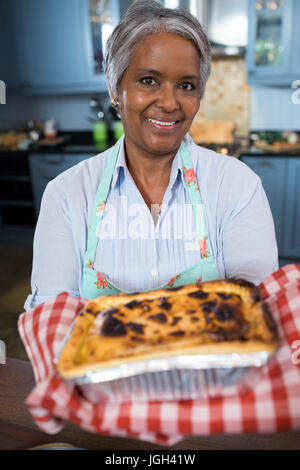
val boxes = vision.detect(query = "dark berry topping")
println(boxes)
[148,312,167,324]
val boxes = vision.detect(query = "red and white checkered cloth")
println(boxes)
[18,265,300,446]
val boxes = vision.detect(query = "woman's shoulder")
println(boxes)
[58,146,113,181]
[44,146,114,200]
[187,135,259,186]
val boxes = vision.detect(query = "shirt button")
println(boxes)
[151,269,158,277]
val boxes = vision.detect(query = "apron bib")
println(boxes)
[82,138,220,299]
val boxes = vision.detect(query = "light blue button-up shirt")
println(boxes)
[24,134,278,311]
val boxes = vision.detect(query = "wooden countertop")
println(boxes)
[0,358,299,450]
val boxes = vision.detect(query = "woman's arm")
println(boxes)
[221,176,279,285]
[24,181,82,311]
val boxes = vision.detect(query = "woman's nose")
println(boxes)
[155,84,180,112]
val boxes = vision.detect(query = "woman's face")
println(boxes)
[117,32,201,160]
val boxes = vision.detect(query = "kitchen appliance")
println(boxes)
[26,119,43,142]
[164,0,248,57]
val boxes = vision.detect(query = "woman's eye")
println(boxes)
[180,82,194,91]
[140,77,157,86]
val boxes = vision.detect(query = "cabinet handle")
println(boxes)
[19,81,32,88]
[41,172,53,180]
[257,160,274,168]
[43,155,64,164]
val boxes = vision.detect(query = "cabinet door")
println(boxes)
[240,156,286,254]
[81,0,120,88]
[283,158,300,258]
[0,0,19,89]
[11,0,87,91]
[291,0,300,75]
[247,0,293,84]
[29,154,91,216]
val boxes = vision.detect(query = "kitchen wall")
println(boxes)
[1,68,299,135]
[192,57,250,137]
[1,58,250,136]
[193,58,300,134]
[0,92,107,132]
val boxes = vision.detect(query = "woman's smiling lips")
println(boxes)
[145,117,180,130]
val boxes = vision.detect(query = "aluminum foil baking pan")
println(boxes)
[55,319,279,404]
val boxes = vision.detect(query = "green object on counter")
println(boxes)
[258,131,286,145]
[113,120,124,141]
[93,121,108,150]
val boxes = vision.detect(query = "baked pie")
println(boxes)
[57,279,280,379]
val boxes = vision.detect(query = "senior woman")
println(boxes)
[24,0,278,310]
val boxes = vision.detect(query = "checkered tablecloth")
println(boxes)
[18,265,300,446]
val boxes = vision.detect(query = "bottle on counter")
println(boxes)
[112,120,124,141]
[92,111,108,151]
[44,119,57,138]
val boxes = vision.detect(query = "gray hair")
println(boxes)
[103,0,211,100]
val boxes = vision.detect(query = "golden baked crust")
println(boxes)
[57,279,280,378]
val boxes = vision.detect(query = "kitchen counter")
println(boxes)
[239,146,300,158]
[2,129,300,158]
[2,137,300,162]
[28,142,109,155]
[0,146,102,157]
[0,131,113,155]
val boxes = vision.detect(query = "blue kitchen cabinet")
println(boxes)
[29,153,92,216]
[81,0,120,89]
[11,0,87,92]
[283,158,300,258]
[9,0,119,94]
[291,0,300,76]
[0,0,19,90]
[246,0,299,85]
[240,156,287,255]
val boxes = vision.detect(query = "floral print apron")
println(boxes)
[82,137,220,299]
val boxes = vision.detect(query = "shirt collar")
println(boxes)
[111,137,130,189]
[110,135,189,190]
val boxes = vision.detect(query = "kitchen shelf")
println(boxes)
[0,175,31,182]
[0,224,34,247]
[0,133,100,245]
[0,150,36,244]
[0,200,35,207]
